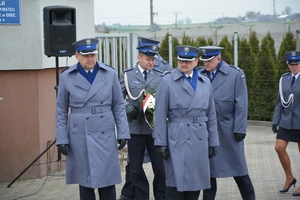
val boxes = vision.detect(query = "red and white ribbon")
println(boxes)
[142,93,155,129]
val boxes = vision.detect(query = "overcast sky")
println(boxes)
[94,0,300,25]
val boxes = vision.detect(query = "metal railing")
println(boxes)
[95,33,139,77]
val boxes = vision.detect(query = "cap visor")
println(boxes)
[177,56,196,61]
[287,61,300,65]
[200,56,215,61]
[140,52,157,58]
[79,50,98,55]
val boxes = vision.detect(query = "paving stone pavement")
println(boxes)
[1,121,300,200]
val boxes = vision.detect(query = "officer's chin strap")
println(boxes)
[279,77,294,108]
[124,72,145,100]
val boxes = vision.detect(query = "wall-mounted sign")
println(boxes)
[0,0,21,25]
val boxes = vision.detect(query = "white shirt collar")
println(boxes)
[293,72,300,80]
[185,71,193,78]
[138,64,148,74]
[85,69,93,73]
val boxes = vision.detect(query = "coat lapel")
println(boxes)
[145,70,156,87]
[84,63,107,103]
[74,72,91,91]
[172,68,194,97]
[198,65,228,92]
[183,80,194,97]
[291,75,300,90]
[133,64,145,84]
[188,72,204,111]
[211,65,228,92]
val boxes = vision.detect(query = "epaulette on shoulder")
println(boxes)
[123,68,134,73]
[229,65,240,71]
[153,68,163,74]
[161,60,168,65]
[196,66,204,70]
[230,65,245,78]
[161,70,171,77]
[282,72,290,77]
[61,67,69,74]
[105,64,115,70]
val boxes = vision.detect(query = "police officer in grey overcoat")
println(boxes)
[198,46,255,200]
[118,37,171,200]
[55,38,130,200]
[154,45,219,200]
[119,43,166,200]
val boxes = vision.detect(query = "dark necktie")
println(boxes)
[188,76,192,82]
[143,71,148,81]
[211,72,214,79]
[291,76,295,86]
[88,71,92,76]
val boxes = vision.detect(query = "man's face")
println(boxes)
[138,54,155,70]
[288,63,300,75]
[177,58,198,75]
[75,53,97,70]
[203,56,221,72]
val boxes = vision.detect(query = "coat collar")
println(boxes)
[133,63,157,86]
[198,61,230,91]
[284,73,300,91]
[69,62,108,102]
[171,68,206,111]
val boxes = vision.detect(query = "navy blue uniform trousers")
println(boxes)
[203,175,255,200]
[125,134,165,200]
[79,185,116,200]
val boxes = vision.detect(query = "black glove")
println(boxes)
[209,146,218,158]
[118,139,127,150]
[156,146,169,160]
[234,133,246,142]
[58,144,69,156]
[272,124,278,133]
[125,104,139,120]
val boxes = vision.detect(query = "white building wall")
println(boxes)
[0,0,95,70]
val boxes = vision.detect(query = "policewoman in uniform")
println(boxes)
[272,50,300,196]
[118,37,172,200]
[119,43,166,200]
[198,46,255,200]
[55,38,130,200]
[153,45,219,200]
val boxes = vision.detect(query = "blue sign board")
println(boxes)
[0,0,21,25]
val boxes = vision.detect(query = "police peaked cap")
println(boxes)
[138,37,160,46]
[137,44,159,58]
[285,50,300,65]
[175,45,200,61]
[199,46,224,61]
[73,38,99,55]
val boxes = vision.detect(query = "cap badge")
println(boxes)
[292,52,296,56]
[86,39,91,45]
[152,45,157,50]
[184,47,189,52]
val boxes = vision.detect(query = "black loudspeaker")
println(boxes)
[43,6,76,57]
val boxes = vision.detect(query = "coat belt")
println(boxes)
[71,106,110,114]
[169,116,208,123]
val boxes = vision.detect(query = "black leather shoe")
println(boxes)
[293,192,300,196]
[117,196,133,200]
[279,178,297,193]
